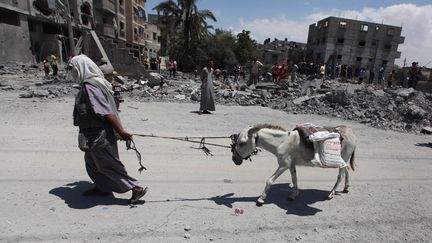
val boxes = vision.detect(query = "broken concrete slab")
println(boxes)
[394,88,416,98]
[1,85,14,90]
[33,90,50,97]
[293,94,325,105]
[19,91,33,98]
[146,72,164,88]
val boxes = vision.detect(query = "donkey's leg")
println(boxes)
[343,167,350,193]
[288,166,299,201]
[256,166,288,206]
[327,167,344,199]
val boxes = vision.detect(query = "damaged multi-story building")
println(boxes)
[306,16,404,78]
[257,38,306,67]
[0,0,93,65]
[0,0,161,76]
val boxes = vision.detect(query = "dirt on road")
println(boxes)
[0,90,431,242]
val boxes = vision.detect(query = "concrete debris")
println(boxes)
[19,91,33,98]
[2,65,432,134]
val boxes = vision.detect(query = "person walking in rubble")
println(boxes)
[233,64,241,89]
[71,55,147,204]
[50,52,58,79]
[291,63,299,82]
[279,63,287,82]
[271,63,279,83]
[43,56,50,79]
[199,59,216,114]
[168,59,174,78]
[319,63,326,79]
[250,57,263,86]
[408,62,421,89]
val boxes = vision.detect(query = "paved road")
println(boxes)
[0,92,431,242]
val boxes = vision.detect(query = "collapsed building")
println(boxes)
[306,16,405,79]
[257,38,306,66]
[0,0,161,77]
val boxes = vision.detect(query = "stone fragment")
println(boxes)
[19,91,33,98]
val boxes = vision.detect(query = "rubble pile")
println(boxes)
[1,64,431,134]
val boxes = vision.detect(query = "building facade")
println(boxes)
[0,0,93,64]
[306,16,404,77]
[0,0,160,66]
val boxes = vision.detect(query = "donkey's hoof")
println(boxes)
[256,198,264,206]
[342,187,350,193]
[326,193,334,200]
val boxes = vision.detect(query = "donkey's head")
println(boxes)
[231,126,259,165]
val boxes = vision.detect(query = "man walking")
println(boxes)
[50,52,58,78]
[199,59,216,114]
[250,57,263,86]
[71,55,147,204]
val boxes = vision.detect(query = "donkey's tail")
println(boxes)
[349,150,356,171]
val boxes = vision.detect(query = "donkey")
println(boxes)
[231,124,357,206]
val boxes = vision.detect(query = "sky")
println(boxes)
[146,0,432,67]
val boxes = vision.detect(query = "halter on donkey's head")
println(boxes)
[230,126,261,165]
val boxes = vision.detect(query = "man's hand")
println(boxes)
[119,130,133,141]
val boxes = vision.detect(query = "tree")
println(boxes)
[153,0,216,71]
[234,30,257,65]
[204,29,237,70]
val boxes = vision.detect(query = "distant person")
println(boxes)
[168,60,174,78]
[214,68,221,81]
[173,60,177,78]
[43,56,50,79]
[368,69,375,84]
[143,57,150,70]
[358,68,366,84]
[387,69,396,88]
[50,52,58,78]
[233,64,241,89]
[378,66,385,86]
[271,63,279,83]
[279,63,287,81]
[250,57,263,86]
[291,63,299,82]
[71,55,147,204]
[200,59,216,114]
[319,63,326,78]
[157,57,162,73]
[347,65,353,80]
[408,62,421,89]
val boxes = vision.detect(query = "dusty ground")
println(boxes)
[0,89,431,243]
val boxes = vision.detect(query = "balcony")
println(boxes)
[119,6,125,16]
[94,0,116,15]
[134,16,146,26]
[134,34,146,45]
[96,24,116,38]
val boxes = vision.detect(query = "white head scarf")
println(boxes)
[69,55,113,93]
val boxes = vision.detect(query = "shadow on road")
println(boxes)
[415,142,432,148]
[49,181,131,209]
[210,183,326,216]
[146,183,327,216]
